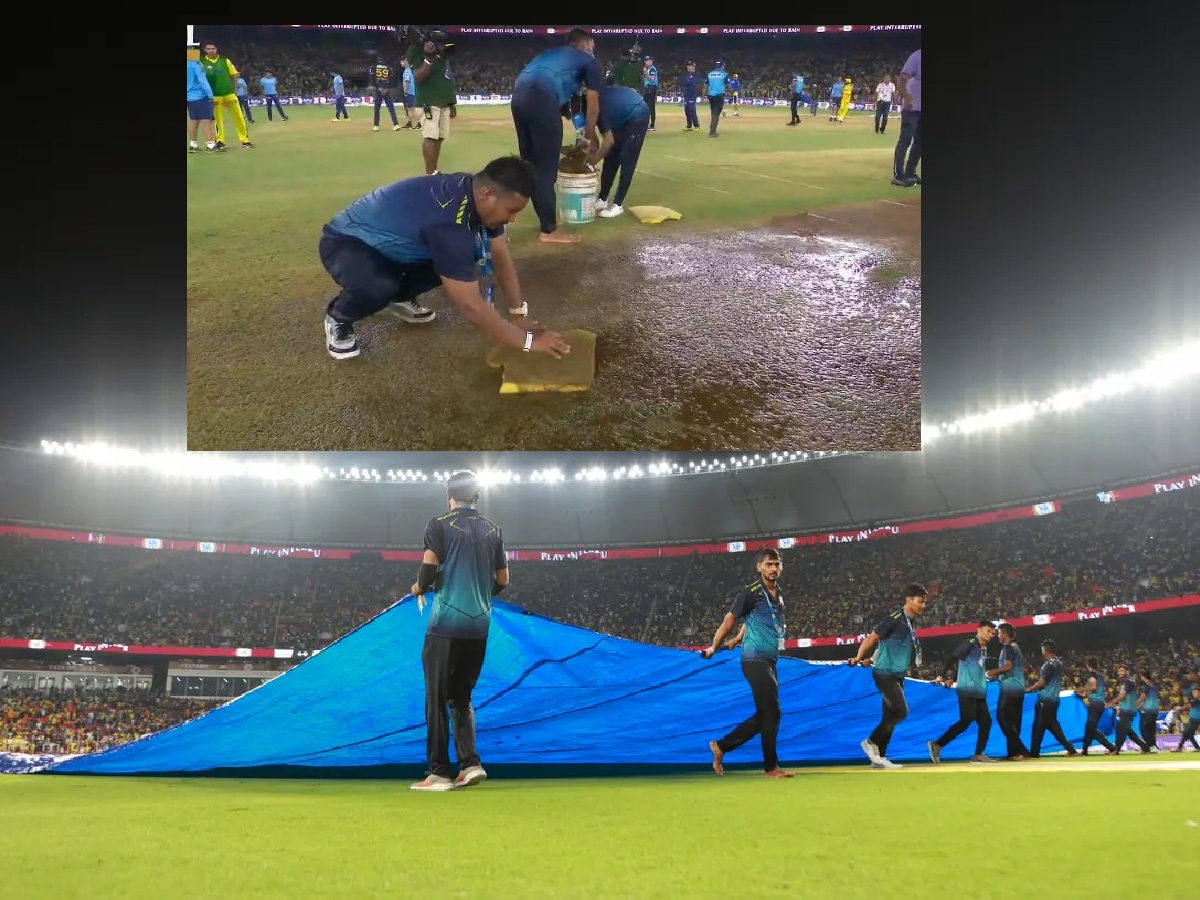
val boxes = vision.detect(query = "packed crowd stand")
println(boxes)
[201,27,912,102]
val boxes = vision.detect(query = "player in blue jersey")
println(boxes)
[787,72,805,126]
[1024,639,1078,757]
[703,61,728,137]
[186,40,219,154]
[331,72,348,121]
[1075,656,1119,754]
[1108,664,1152,753]
[641,55,658,131]
[1169,685,1200,752]
[511,28,603,244]
[409,471,508,791]
[259,71,288,121]
[1136,671,1160,751]
[319,156,571,361]
[679,60,701,131]
[234,75,254,124]
[727,71,741,116]
[585,85,650,219]
[400,59,420,130]
[928,621,998,764]
[987,623,1031,759]
[701,549,794,779]
[849,583,928,770]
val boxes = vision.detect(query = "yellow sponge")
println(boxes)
[626,205,683,225]
[486,329,597,394]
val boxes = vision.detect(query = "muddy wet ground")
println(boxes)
[188,198,920,452]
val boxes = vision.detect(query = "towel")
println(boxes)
[486,329,597,394]
[626,205,683,225]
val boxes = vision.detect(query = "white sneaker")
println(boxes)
[594,198,609,211]
[875,757,903,769]
[455,765,487,788]
[410,774,455,792]
[598,203,624,218]
[969,753,997,764]
[386,301,436,324]
[393,124,403,131]
[373,125,380,131]
[860,739,881,764]
[324,315,360,360]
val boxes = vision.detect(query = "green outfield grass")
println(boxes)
[1,759,1194,899]
[186,105,921,452]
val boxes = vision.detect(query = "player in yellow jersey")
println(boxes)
[200,40,252,149]
[836,76,853,123]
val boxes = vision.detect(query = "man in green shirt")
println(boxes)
[407,35,458,175]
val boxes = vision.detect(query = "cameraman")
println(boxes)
[406,28,458,175]
[611,45,642,90]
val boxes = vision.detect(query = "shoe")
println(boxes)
[648,125,655,131]
[387,300,436,324]
[240,141,254,149]
[709,132,719,138]
[594,198,608,211]
[324,315,360,360]
[860,739,881,764]
[927,741,941,764]
[598,204,624,218]
[393,125,403,131]
[684,127,693,131]
[205,144,224,153]
[786,121,797,126]
[455,765,487,788]
[410,774,455,792]
[188,144,199,153]
[891,176,917,187]
[373,125,380,131]
[969,753,997,764]
[214,140,226,150]
[875,757,903,769]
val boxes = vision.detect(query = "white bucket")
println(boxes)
[556,169,600,225]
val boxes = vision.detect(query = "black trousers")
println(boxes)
[893,109,922,179]
[867,672,908,757]
[265,95,287,120]
[373,89,398,126]
[717,660,781,770]
[1139,711,1158,749]
[319,230,440,324]
[1179,719,1200,749]
[789,93,803,122]
[1031,698,1074,756]
[1115,710,1150,751]
[683,99,699,129]
[510,86,564,234]
[238,95,254,122]
[598,117,648,207]
[874,99,891,132]
[1082,701,1117,752]
[707,95,724,134]
[422,633,488,778]
[996,691,1030,757]
[935,693,992,756]
[642,86,657,127]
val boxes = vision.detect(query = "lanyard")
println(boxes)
[760,586,784,648]
[904,611,921,666]
[475,228,495,306]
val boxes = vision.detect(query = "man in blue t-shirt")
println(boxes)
[511,27,603,244]
[584,85,650,219]
[928,621,997,764]
[1169,685,1200,752]
[1075,657,1118,754]
[849,583,928,769]
[1136,671,1160,751]
[331,72,348,121]
[410,471,508,791]
[641,56,658,130]
[679,60,701,131]
[234,75,254,124]
[703,60,728,136]
[1109,664,1151,753]
[318,156,571,362]
[1024,639,1078,757]
[701,549,793,779]
[260,71,288,121]
[892,48,922,187]
[987,623,1031,759]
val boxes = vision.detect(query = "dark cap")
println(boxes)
[686,59,696,66]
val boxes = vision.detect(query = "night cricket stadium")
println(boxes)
[185,25,923,453]
[3,339,1200,898]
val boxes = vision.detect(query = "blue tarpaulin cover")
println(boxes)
[10,598,1108,776]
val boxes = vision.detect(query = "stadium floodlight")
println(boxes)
[27,336,1200,487]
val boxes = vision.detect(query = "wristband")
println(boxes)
[523,331,534,352]
[509,302,529,316]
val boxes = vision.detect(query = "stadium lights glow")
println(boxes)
[33,337,1200,487]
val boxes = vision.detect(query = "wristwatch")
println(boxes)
[523,331,534,352]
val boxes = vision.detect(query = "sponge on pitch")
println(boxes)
[486,329,597,394]
[626,205,683,225]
